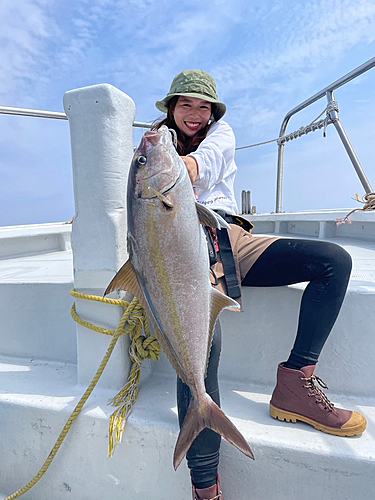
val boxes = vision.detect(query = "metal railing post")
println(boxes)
[275,55,375,212]
[326,91,373,194]
[276,142,285,213]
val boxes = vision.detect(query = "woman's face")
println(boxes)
[172,96,212,137]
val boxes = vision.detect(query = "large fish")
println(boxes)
[105,125,254,469]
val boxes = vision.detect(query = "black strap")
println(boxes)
[215,210,254,232]
[216,227,241,299]
[203,226,218,267]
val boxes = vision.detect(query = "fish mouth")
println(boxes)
[141,126,173,152]
[140,131,162,152]
[136,125,181,199]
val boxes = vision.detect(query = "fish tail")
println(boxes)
[173,395,254,470]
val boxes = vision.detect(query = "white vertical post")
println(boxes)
[64,84,136,389]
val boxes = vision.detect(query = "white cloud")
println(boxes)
[1,0,375,223]
[212,0,375,121]
[0,0,59,106]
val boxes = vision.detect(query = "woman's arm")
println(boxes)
[181,155,199,184]
[187,121,236,191]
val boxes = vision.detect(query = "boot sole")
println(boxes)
[269,404,367,436]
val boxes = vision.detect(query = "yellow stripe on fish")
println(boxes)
[146,202,192,377]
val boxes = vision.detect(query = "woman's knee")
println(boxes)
[320,241,352,276]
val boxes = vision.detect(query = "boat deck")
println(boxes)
[1,356,374,500]
[1,220,375,499]
[1,231,374,285]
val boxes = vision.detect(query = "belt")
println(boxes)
[214,210,244,300]
[215,210,254,232]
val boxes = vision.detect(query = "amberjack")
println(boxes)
[105,125,254,469]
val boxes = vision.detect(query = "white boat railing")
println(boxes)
[3,57,375,217]
[0,104,152,128]
[276,56,375,212]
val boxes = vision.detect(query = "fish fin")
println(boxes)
[104,259,142,298]
[195,202,231,230]
[211,286,240,316]
[206,287,240,371]
[173,395,254,470]
[104,261,190,386]
[148,186,174,208]
[104,261,154,328]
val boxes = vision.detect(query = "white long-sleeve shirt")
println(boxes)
[188,120,239,214]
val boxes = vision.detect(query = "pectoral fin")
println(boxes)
[195,202,231,229]
[148,186,174,208]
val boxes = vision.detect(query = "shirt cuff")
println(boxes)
[189,153,206,187]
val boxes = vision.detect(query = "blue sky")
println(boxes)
[1,0,375,226]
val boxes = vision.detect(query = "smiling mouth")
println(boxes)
[185,122,200,129]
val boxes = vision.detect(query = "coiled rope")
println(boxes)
[4,289,161,500]
[336,192,375,225]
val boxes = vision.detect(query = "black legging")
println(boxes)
[177,238,352,489]
[177,322,222,490]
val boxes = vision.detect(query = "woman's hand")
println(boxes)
[181,156,199,184]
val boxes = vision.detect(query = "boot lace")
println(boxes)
[301,374,339,415]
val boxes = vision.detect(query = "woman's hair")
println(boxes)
[152,96,214,156]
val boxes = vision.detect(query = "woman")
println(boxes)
[154,69,367,500]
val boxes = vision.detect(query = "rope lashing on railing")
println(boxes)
[323,100,339,136]
[277,117,332,145]
[235,101,337,151]
[4,290,161,500]
[336,192,375,225]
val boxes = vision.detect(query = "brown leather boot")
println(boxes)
[270,363,367,436]
[192,474,223,500]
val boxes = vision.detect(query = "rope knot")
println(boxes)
[134,335,162,361]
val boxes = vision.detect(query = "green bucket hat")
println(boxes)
[155,69,226,121]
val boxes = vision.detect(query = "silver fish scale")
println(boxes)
[107,125,254,468]
[128,131,211,395]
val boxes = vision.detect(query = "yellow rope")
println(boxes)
[70,288,130,307]
[5,289,161,499]
[108,309,161,455]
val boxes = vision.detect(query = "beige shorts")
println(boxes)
[210,224,278,310]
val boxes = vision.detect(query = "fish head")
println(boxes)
[129,125,184,200]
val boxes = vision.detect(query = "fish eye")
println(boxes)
[137,156,147,166]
